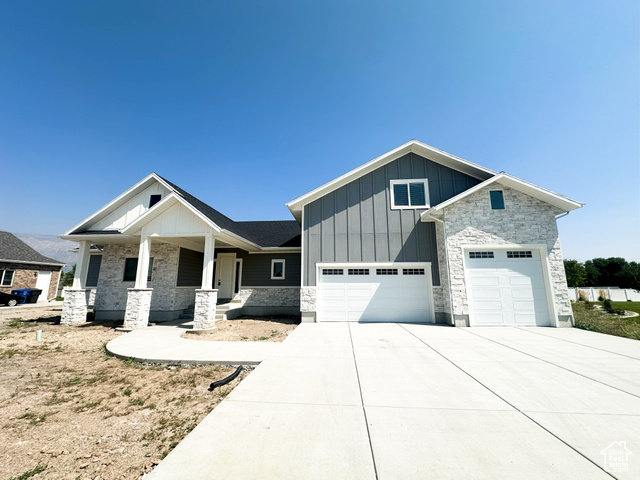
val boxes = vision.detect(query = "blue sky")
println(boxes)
[0,1,638,262]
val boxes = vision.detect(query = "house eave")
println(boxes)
[0,258,65,268]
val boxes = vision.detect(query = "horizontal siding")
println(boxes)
[85,255,102,288]
[241,253,301,287]
[304,152,481,286]
[177,248,204,287]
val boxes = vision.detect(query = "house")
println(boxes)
[60,140,582,329]
[0,231,65,302]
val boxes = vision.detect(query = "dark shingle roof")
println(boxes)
[0,231,65,265]
[156,175,300,248]
[236,221,301,248]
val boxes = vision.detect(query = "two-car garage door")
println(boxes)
[317,263,434,323]
[465,249,551,326]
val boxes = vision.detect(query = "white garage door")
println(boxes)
[465,249,551,326]
[317,264,434,323]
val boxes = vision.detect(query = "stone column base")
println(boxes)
[61,288,88,326]
[193,289,218,331]
[123,288,153,330]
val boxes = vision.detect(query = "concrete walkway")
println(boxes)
[145,323,640,480]
[106,321,280,365]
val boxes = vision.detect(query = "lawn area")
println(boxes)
[572,301,640,340]
[594,301,640,315]
[0,306,247,480]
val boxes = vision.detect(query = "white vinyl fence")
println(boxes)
[568,287,640,302]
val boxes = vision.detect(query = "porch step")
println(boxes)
[182,308,194,315]
[180,313,194,320]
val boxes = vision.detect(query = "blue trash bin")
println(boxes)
[11,289,31,304]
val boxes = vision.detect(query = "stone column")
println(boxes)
[192,234,217,331]
[123,235,153,330]
[62,240,91,326]
[193,289,218,330]
[123,288,153,330]
[61,288,88,325]
[300,286,317,323]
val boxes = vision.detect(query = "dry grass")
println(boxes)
[0,306,247,480]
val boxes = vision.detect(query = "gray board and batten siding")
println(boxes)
[303,152,482,286]
[177,247,301,288]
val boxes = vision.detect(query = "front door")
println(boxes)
[35,271,51,302]
[215,253,236,300]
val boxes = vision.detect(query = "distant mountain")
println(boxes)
[14,233,77,266]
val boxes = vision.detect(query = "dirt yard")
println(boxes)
[183,316,300,342]
[0,305,247,480]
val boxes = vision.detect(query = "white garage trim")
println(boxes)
[316,262,436,323]
[461,244,559,327]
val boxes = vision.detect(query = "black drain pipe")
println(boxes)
[208,366,243,391]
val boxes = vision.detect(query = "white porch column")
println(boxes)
[62,240,90,326]
[72,241,91,289]
[123,234,153,330]
[193,233,218,331]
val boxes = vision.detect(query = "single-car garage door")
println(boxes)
[465,249,551,326]
[317,263,434,323]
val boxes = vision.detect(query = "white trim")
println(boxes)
[390,178,430,210]
[286,140,496,221]
[271,259,286,280]
[421,173,583,220]
[315,261,436,323]
[248,249,301,254]
[300,205,305,287]
[460,244,558,327]
[0,258,65,267]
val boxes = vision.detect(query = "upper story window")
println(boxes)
[271,259,285,280]
[149,194,162,208]
[490,190,505,210]
[390,179,429,209]
[1,269,15,286]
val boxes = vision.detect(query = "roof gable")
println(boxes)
[286,140,496,222]
[0,231,65,266]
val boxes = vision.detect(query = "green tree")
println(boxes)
[563,260,586,287]
[61,264,76,287]
[584,260,601,286]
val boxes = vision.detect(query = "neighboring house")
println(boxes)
[0,231,65,302]
[60,140,582,329]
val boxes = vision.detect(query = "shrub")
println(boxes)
[597,289,608,302]
[603,298,613,313]
[577,290,589,302]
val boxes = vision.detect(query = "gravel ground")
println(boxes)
[0,305,246,480]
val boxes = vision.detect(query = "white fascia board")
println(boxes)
[420,173,583,221]
[0,258,65,267]
[285,140,496,219]
[63,173,161,236]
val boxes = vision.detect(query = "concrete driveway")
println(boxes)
[147,324,640,479]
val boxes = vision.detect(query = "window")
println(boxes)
[1,269,15,286]
[149,194,162,208]
[123,257,154,282]
[403,268,425,275]
[322,269,343,275]
[376,268,398,275]
[271,259,285,280]
[348,268,369,275]
[507,251,533,258]
[469,252,494,259]
[490,190,505,210]
[390,179,429,209]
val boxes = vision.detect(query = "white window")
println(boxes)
[271,259,285,280]
[1,269,15,286]
[390,179,429,209]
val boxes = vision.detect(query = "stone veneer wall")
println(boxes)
[442,185,572,322]
[94,242,193,314]
[233,287,300,307]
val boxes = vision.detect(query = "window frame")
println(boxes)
[1,269,15,287]
[390,179,430,210]
[489,190,505,210]
[123,257,154,282]
[271,259,286,280]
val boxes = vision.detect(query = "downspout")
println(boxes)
[423,209,455,325]
[555,211,569,220]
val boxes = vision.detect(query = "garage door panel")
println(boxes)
[466,249,550,327]
[318,264,433,323]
